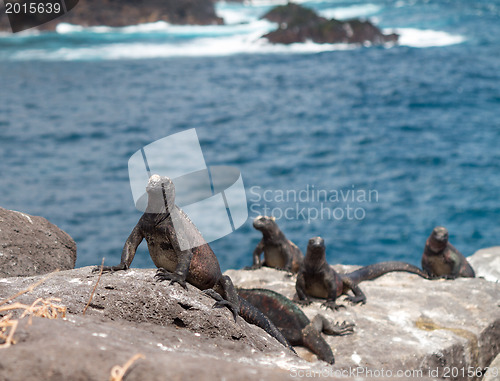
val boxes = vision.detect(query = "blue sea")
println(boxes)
[1,0,499,271]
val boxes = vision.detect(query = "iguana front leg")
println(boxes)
[251,240,265,269]
[97,224,144,273]
[295,272,311,305]
[154,212,194,289]
[322,273,345,310]
[280,242,294,271]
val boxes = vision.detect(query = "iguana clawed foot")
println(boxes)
[244,264,263,270]
[322,300,346,310]
[93,263,127,273]
[345,295,366,305]
[296,299,312,306]
[203,289,239,322]
[155,268,188,290]
[330,321,355,335]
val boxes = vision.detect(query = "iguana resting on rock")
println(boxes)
[296,237,430,309]
[422,226,475,279]
[99,174,293,351]
[251,215,303,273]
[238,288,354,364]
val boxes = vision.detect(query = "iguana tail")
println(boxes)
[239,297,296,353]
[346,261,430,284]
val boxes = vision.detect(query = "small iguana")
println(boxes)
[99,174,293,351]
[422,226,475,279]
[251,215,303,273]
[238,288,354,364]
[296,237,430,309]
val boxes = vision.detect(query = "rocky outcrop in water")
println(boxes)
[262,3,398,45]
[0,0,223,32]
[0,207,76,277]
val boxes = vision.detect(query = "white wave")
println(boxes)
[216,3,261,25]
[55,20,275,37]
[56,22,172,34]
[394,28,466,47]
[319,4,382,20]
[7,32,354,61]
[4,27,466,61]
[216,8,256,25]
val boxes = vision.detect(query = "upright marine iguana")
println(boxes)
[238,288,354,364]
[296,237,430,309]
[99,174,293,351]
[422,226,475,279]
[251,215,303,273]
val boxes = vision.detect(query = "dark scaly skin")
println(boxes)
[251,216,303,273]
[238,288,354,364]
[296,237,430,309]
[207,288,294,352]
[422,226,475,279]
[99,175,292,351]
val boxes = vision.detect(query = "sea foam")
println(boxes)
[394,28,466,47]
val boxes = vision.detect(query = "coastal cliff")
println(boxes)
[0,0,223,32]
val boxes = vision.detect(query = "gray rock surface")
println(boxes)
[468,247,500,282]
[0,207,76,277]
[226,251,500,380]
[1,249,498,380]
[0,267,308,380]
[0,315,297,381]
[484,352,500,381]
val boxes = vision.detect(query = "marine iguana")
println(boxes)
[422,226,475,279]
[99,174,293,351]
[238,288,354,364]
[251,215,303,273]
[296,237,430,309]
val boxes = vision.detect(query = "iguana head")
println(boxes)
[145,174,176,213]
[253,215,277,232]
[427,226,449,252]
[306,236,326,261]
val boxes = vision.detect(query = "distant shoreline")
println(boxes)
[0,0,223,32]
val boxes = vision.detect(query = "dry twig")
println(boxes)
[0,314,18,348]
[0,270,66,348]
[110,353,145,381]
[83,257,105,315]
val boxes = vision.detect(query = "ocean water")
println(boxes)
[1,0,499,271]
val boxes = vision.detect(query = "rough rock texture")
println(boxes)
[1,249,498,380]
[262,3,398,45]
[0,0,223,32]
[226,249,500,380]
[0,316,297,381]
[0,207,76,277]
[469,247,500,282]
[484,352,500,381]
[0,267,308,380]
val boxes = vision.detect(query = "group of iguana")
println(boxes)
[99,175,476,365]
